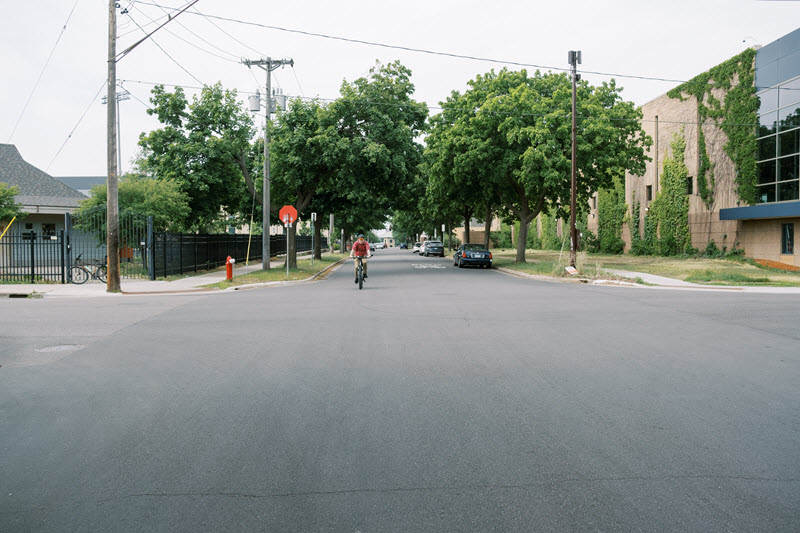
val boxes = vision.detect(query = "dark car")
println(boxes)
[422,241,444,257]
[454,243,492,268]
[399,243,408,249]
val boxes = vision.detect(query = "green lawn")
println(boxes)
[490,249,800,287]
[202,256,343,289]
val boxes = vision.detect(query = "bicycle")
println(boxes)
[356,256,365,290]
[70,253,107,284]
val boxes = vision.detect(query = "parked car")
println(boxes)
[374,241,385,250]
[453,243,492,268]
[369,242,376,252]
[412,242,422,253]
[399,243,408,249]
[422,241,444,257]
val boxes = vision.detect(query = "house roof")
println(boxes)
[54,176,106,192]
[0,144,86,209]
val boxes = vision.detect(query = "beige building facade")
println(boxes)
[621,29,800,266]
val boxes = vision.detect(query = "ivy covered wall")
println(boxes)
[667,48,758,206]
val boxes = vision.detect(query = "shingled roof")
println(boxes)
[0,144,86,209]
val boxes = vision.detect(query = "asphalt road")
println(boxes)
[1,248,799,532]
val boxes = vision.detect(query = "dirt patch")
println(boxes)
[754,259,800,272]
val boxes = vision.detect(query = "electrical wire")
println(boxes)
[118,78,764,128]
[47,80,107,172]
[127,14,204,85]
[189,5,265,57]
[131,1,790,93]
[149,3,242,61]
[7,0,80,142]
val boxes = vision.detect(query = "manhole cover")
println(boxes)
[35,345,85,353]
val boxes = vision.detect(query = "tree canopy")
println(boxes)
[425,68,651,262]
[137,83,256,231]
[78,174,190,232]
[0,182,26,224]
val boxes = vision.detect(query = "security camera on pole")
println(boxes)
[242,57,295,271]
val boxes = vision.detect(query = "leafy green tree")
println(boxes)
[137,83,256,231]
[427,68,650,262]
[329,60,428,214]
[270,98,341,267]
[78,174,190,232]
[269,61,427,265]
[0,182,26,224]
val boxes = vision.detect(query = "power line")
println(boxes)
[132,1,787,93]
[189,6,266,57]
[129,6,240,63]
[7,0,80,142]
[118,78,763,128]
[47,80,107,172]
[127,14,204,85]
[151,4,243,61]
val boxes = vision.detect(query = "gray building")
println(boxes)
[0,144,87,238]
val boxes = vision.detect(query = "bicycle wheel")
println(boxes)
[358,262,363,290]
[96,266,107,283]
[70,266,89,284]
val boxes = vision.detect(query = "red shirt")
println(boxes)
[352,240,369,257]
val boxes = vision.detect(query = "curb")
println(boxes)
[224,257,349,292]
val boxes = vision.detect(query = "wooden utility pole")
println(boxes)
[568,50,582,269]
[106,0,120,291]
[241,57,294,270]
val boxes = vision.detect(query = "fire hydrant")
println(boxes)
[226,256,236,281]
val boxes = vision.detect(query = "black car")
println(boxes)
[422,241,444,257]
[454,243,492,268]
[399,243,408,249]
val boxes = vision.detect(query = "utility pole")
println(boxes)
[568,50,582,269]
[102,86,130,173]
[106,0,120,292]
[242,57,294,270]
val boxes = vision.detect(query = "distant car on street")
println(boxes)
[369,242,376,252]
[454,243,492,268]
[422,241,444,257]
[412,242,422,253]
[399,243,408,249]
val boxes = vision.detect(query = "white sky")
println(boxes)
[2,0,799,177]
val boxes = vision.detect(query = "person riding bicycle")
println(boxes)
[349,234,372,283]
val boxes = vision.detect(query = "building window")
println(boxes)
[22,223,34,240]
[41,223,56,239]
[686,176,694,195]
[646,185,652,202]
[782,223,794,254]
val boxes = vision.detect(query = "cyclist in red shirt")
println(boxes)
[349,234,372,283]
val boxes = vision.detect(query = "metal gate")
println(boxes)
[0,228,66,283]
[65,206,153,281]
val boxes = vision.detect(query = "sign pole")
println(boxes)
[311,212,316,266]
[286,222,290,278]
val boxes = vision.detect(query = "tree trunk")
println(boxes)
[314,221,323,260]
[514,212,538,263]
[463,208,471,244]
[288,222,297,268]
[484,207,492,249]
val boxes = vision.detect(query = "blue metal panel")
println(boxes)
[720,201,800,220]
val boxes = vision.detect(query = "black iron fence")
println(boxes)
[1,211,326,283]
[152,232,323,278]
[0,230,66,283]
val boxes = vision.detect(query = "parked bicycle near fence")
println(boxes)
[70,253,107,284]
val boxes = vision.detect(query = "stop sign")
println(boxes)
[279,205,297,225]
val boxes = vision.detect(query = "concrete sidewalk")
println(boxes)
[1,255,349,298]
